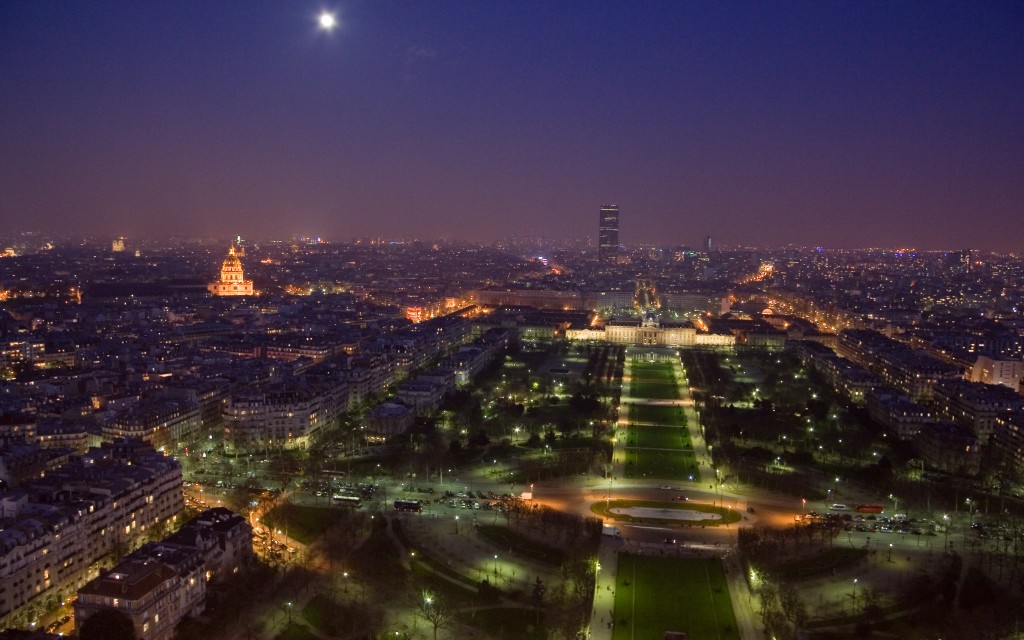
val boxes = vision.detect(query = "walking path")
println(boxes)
[672,356,716,484]
[589,541,621,640]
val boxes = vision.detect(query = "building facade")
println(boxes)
[0,441,183,629]
[104,400,201,451]
[222,379,348,453]
[74,507,252,640]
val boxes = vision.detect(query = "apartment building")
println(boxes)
[0,440,183,629]
[223,377,348,453]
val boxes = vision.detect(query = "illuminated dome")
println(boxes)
[209,246,254,296]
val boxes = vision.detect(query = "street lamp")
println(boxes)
[493,554,499,576]
[888,543,893,562]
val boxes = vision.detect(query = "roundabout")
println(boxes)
[611,506,723,521]
[591,499,741,526]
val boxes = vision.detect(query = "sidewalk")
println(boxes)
[671,356,715,484]
[589,540,621,640]
[722,552,762,640]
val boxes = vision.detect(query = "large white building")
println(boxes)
[970,356,1024,391]
[74,507,253,640]
[104,399,202,451]
[223,378,348,453]
[76,555,204,640]
[567,312,735,347]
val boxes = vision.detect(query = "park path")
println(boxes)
[671,356,716,486]
[722,552,761,640]
[589,541,621,640]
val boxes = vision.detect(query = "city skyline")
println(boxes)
[2,2,1022,251]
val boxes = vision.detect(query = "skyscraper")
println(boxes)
[599,205,619,260]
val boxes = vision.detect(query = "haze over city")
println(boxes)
[2,1,1022,250]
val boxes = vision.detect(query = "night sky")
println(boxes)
[1,1,1021,250]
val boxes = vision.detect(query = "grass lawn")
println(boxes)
[411,561,487,606]
[393,520,484,598]
[456,607,547,640]
[772,547,868,581]
[302,595,380,637]
[591,500,739,526]
[628,361,680,400]
[476,525,565,565]
[349,518,408,586]
[623,448,701,482]
[275,623,319,640]
[629,404,687,426]
[631,362,676,381]
[629,380,680,400]
[301,595,334,635]
[263,503,350,544]
[612,555,739,640]
[627,425,692,450]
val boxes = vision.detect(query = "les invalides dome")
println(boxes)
[208,246,254,296]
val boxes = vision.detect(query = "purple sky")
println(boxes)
[1,1,1022,250]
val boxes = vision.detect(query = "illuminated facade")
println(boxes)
[222,379,348,453]
[0,441,183,629]
[208,246,254,297]
[567,312,735,347]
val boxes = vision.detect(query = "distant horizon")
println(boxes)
[0,231,1015,256]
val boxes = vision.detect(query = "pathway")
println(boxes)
[589,541,621,640]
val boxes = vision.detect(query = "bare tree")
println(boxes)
[778,581,807,633]
[418,589,453,640]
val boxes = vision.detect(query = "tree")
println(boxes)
[778,582,807,632]
[859,586,882,617]
[79,608,137,640]
[468,428,490,448]
[418,590,453,640]
[532,576,547,622]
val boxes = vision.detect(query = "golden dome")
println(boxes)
[209,245,254,296]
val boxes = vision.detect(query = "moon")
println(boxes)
[318,11,337,31]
